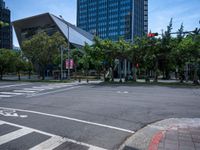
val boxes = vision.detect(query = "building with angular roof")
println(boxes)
[12,13,94,48]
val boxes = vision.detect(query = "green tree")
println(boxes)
[14,53,26,81]
[177,23,184,42]
[71,49,83,79]
[160,18,174,79]
[116,39,129,82]
[81,43,92,77]
[128,36,148,81]
[171,24,185,82]
[92,38,117,81]
[0,49,15,80]
[178,35,200,84]
[25,61,33,79]
[22,32,66,80]
[143,37,162,82]
[102,39,117,81]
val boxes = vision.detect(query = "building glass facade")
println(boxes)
[77,0,148,41]
[0,0,12,49]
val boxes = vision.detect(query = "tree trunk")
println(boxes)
[132,63,137,82]
[103,66,106,82]
[74,65,77,80]
[162,70,165,79]
[0,71,3,80]
[165,69,170,80]
[146,69,150,83]
[86,69,89,83]
[42,70,45,80]
[119,59,122,83]
[111,66,114,82]
[154,59,158,82]
[18,71,21,81]
[193,64,199,85]
[97,69,101,80]
[28,71,31,79]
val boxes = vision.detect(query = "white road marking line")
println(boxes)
[23,88,45,91]
[27,86,82,98]
[0,120,107,150]
[0,107,135,134]
[32,86,54,90]
[0,95,12,98]
[13,90,37,93]
[0,92,24,95]
[47,84,79,88]
[0,83,31,89]
[0,128,32,145]
[31,88,46,91]
[47,86,63,88]
[117,91,129,94]
[47,85,73,88]
[29,136,67,150]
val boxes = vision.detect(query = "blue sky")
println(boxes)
[5,0,200,47]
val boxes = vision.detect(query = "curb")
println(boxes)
[119,118,200,150]
[148,130,164,150]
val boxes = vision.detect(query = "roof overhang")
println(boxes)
[12,13,94,48]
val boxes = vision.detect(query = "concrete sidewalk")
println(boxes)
[120,118,200,150]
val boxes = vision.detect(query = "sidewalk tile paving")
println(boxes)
[157,127,200,150]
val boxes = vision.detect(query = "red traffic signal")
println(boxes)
[147,33,158,37]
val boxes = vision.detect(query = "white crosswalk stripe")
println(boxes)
[0,83,81,99]
[29,136,67,150]
[32,86,54,89]
[0,83,31,89]
[0,128,32,145]
[23,88,45,91]
[13,90,36,93]
[0,120,107,150]
[0,95,12,98]
[0,92,24,95]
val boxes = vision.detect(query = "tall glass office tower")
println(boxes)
[77,0,148,41]
[0,0,12,49]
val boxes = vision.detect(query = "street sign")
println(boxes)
[66,59,74,69]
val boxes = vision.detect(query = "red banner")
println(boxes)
[66,59,74,69]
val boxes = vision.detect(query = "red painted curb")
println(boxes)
[148,131,165,150]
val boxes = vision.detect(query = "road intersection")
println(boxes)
[0,81,200,149]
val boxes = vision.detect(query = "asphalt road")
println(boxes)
[0,81,200,150]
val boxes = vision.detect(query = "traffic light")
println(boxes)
[147,33,158,37]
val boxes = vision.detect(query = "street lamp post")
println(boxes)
[59,15,70,80]
[60,46,63,80]
[67,24,70,80]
